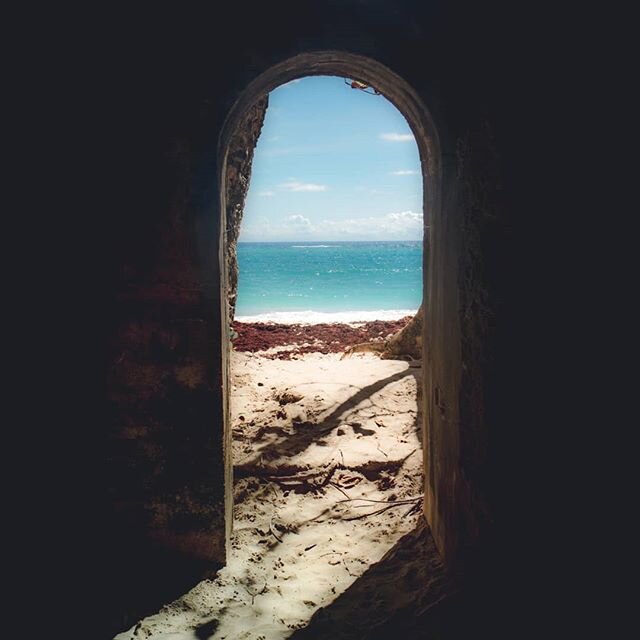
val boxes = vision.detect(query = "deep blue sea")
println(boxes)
[235,241,422,323]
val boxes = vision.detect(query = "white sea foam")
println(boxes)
[234,309,417,325]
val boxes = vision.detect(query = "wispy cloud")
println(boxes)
[280,181,327,192]
[287,214,314,230]
[240,211,423,242]
[380,133,414,142]
[257,190,276,197]
[390,169,419,175]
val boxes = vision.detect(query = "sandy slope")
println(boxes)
[115,351,426,640]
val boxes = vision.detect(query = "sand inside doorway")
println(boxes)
[115,319,448,639]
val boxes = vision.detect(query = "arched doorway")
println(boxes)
[218,52,443,557]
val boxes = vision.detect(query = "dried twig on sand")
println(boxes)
[297,494,424,526]
[329,481,351,500]
[336,494,423,505]
[341,497,423,521]
[237,449,417,486]
[269,515,283,543]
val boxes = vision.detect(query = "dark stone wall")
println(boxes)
[103,129,227,632]
[95,1,562,637]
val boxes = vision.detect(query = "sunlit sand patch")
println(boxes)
[115,352,423,640]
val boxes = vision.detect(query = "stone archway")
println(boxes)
[217,51,449,559]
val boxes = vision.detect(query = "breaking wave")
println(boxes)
[234,309,417,325]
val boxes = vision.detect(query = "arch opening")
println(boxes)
[219,53,443,566]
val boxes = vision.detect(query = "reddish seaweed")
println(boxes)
[232,317,412,360]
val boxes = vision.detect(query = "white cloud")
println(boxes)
[380,133,414,142]
[287,214,314,229]
[257,190,276,197]
[320,210,423,240]
[240,214,312,242]
[280,181,327,192]
[388,211,423,224]
[390,170,419,175]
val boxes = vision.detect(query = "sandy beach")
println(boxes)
[115,321,447,640]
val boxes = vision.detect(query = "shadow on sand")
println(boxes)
[236,366,421,472]
[287,515,456,640]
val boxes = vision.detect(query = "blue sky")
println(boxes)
[239,76,423,242]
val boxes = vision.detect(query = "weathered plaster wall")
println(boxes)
[225,97,269,320]
[423,123,502,566]
[100,1,528,635]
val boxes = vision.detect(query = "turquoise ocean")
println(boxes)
[235,241,422,323]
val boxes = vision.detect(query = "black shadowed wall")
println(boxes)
[99,1,546,637]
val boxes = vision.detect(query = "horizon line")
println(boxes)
[237,239,422,243]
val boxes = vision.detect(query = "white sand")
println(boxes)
[115,351,424,640]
